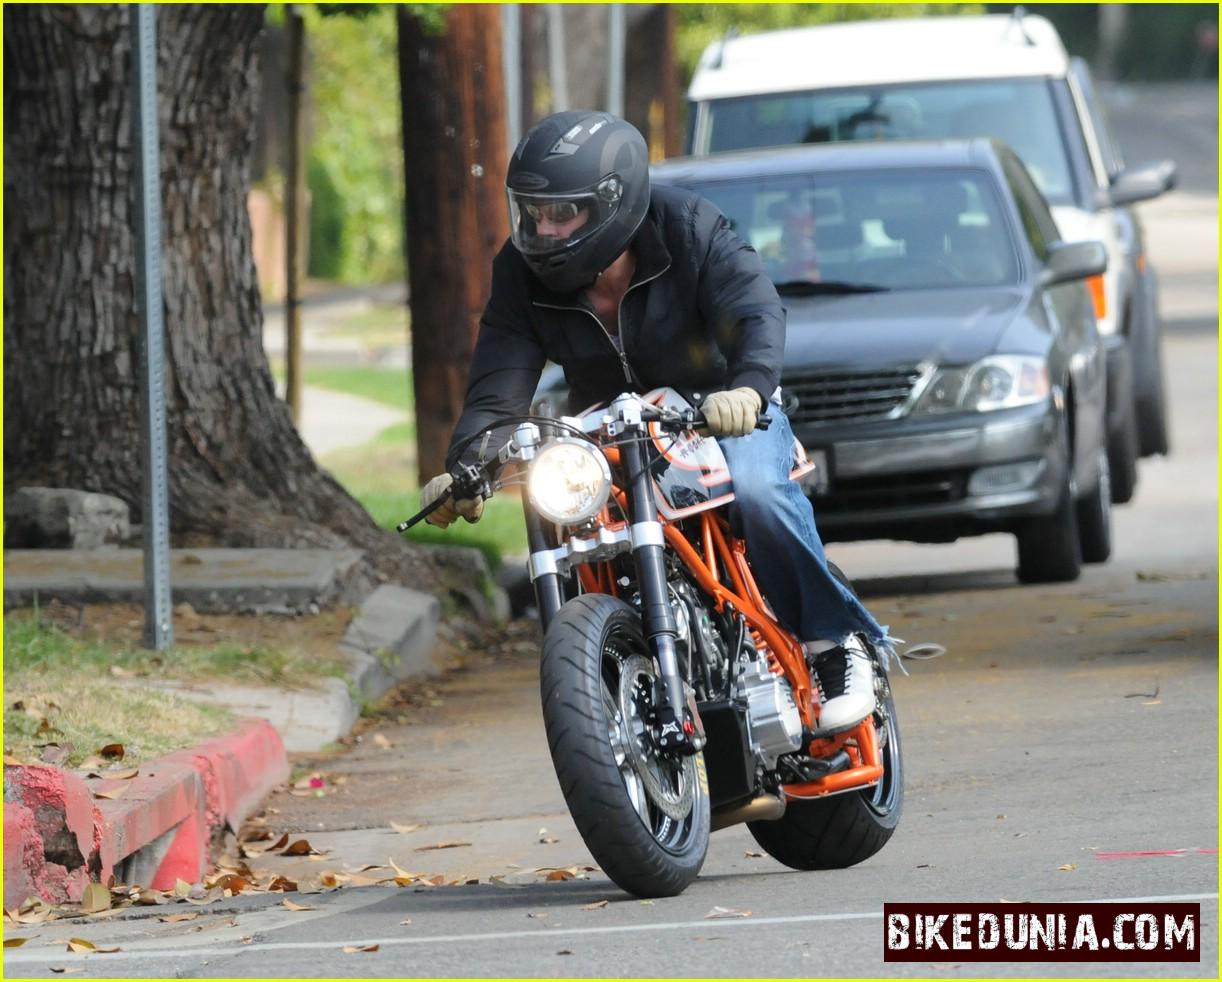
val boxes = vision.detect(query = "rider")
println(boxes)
[419,111,889,734]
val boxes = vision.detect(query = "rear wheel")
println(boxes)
[1136,334,1171,457]
[540,594,709,898]
[747,680,903,870]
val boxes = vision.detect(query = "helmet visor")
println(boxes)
[507,176,624,257]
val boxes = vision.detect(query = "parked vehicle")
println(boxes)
[646,139,1111,582]
[685,10,1177,504]
[400,390,902,898]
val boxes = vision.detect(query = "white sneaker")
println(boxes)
[812,636,876,734]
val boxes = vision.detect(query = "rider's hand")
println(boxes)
[420,473,484,529]
[700,387,762,437]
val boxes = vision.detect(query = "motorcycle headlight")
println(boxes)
[527,439,612,526]
[912,355,1050,415]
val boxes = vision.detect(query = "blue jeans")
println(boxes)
[718,404,889,648]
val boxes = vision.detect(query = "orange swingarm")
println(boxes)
[780,717,883,798]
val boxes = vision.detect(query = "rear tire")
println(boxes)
[747,686,903,870]
[540,594,709,898]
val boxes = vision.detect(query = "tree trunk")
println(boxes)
[398,5,509,484]
[3,4,439,587]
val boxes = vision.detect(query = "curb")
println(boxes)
[2,718,288,908]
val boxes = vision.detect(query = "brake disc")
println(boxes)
[617,655,695,822]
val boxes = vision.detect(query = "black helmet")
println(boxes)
[506,110,650,293]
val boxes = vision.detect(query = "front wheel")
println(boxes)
[540,594,709,898]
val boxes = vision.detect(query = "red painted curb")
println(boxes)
[3,718,288,906]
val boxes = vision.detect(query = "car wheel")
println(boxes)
[1136,333,1171,457]
[1076,449,1113,564]
[1016,418,1082,584]
[1107,399,1139,506]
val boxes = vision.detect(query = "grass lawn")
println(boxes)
[3,610,355,767]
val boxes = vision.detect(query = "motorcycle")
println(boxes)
[399,388,903,898]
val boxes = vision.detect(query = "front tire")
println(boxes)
[540,594,709,898]
[1016,418,1082,584]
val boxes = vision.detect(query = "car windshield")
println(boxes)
[704,79,1075,204]
[680,168,1020,291]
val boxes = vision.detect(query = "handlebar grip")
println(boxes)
[396,492,451,533]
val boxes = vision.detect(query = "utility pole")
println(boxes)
[284,4,306,423]
[607,4,625,118]
[398,5,510,482]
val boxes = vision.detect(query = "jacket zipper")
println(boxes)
[533,262,671,388]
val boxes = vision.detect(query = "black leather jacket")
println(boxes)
[446,184,786,470]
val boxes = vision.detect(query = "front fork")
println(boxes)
[621,439,703,755]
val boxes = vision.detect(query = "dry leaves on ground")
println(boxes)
[371,733,393,749]
[4,937,30,947]
[342,944,380,954]
[281,899,316,912]
[1058,863,1078,872]
[537,827,560,844]
[580,900,609,911]
[80,884,110,915]
[705,906,752,919]
[389,821,423,835]
[413,840,471,852]
[66,938,120,954]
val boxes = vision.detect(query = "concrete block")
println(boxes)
[3,548,365,614]
[341,584,441,681]
[5,487,130,549]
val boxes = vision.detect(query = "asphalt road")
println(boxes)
[3,84,1216,980]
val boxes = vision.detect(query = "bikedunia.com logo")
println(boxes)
[883,902,1199,963]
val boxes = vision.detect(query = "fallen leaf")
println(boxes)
[3,754,27,766]
[266,876,298,893]
[527,911,549,919]
[372,733,392,749]
[546,869,575,882]
[282,839,320,856]
[340,873,389,888]
[743,850,764,858]
[414,841,471,852]
[93,785,128,801]
[581,900,609,911]
[342,944,379,953]
[211,874,250,895]
[267,833,290,851]
[98,744,125,760]
[173,879,193,899]
[48,966,82,974]
[557,949,573,956]
[109,768,139,780]
[705,906,752,919]
[281,899,315,912]
[399,918,412,926]
[80,884,110,915]
[158,912,199,923]
[66,938,120,953]
[39,743,74,766]
[389,821,423,835]
[133,889,167,906]
[1058,864,1078,872]
[4,937,30,947]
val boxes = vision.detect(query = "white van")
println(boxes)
[686,11,1178,502]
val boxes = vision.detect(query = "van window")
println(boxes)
[704,78,1075,204]
[685,168,1020,291]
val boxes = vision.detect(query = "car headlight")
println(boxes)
[912,356,1050,415]
[527,439,612,525]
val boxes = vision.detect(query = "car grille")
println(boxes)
[817,469,969,513]
[784,366,924,425]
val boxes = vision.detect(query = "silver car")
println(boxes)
[648,139,1110,584]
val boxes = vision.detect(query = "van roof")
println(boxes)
[689,14,1069,102]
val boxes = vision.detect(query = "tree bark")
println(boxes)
[3,4,439,587]
[398,5,509,484]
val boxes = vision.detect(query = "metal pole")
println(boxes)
[285,4,305,423]
[546,4,568,112]
[607,4,625,118]
[130,4,174,650]
[502,4,521,151]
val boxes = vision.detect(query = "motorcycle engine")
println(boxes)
[736,654,803,769]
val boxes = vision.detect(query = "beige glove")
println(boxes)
[420,473,484,529]
[701,387,763,437]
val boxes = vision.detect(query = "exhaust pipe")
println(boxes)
[710,794,786,831]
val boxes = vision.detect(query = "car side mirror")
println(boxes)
[1040,240,1108,287]
[1106,160,1178,207]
